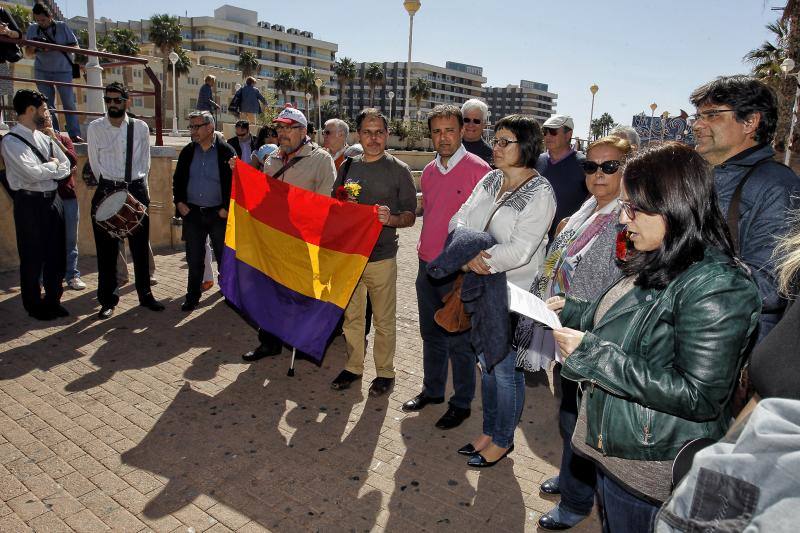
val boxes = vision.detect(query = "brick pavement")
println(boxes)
[0,223,599,532]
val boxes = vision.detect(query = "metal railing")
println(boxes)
[0,35,164,145]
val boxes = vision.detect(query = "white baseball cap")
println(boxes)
[273,104,308,128]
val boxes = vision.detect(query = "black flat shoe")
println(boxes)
[467,444,514,468]
[97,306,114,320]
[457,443,480,456]
[140,299,165,311]
[242,342,282,361]
[331,370,362,390]
[435,405,470,430]
[181,300,199,312]
[540,476,561,495]
[401,393,444,412]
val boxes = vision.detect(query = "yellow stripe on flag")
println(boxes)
[225,201,368,309]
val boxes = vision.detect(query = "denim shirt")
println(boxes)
[26,21,78,73]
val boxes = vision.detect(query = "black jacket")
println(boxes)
[173,136,236,210]
[227,135,258,160]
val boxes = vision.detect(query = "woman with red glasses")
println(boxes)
[515,135,632,530]
[548,142,760,532]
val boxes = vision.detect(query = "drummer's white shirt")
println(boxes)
[2,124,70,191]
[87,114,151,184]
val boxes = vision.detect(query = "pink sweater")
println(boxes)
[417,152,490,262]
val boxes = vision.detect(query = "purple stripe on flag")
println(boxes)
[219,246,343,361]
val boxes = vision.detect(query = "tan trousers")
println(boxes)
[343,257,397,378]
[241,112,258,125]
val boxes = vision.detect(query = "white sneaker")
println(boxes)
[67,277,86,290]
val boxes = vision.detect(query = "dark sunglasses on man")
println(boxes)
[463,118,482,124]
[103,96,126,104]
[544,128,563,136]
[582,160,622,175]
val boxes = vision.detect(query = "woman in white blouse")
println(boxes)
[450,114,556,467]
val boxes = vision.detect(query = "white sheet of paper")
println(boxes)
[507,282,562,330]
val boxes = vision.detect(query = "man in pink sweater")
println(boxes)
[402,104,491,429]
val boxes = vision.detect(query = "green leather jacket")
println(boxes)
[560,247,760,461]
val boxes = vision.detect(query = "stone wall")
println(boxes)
[0,145,179,272]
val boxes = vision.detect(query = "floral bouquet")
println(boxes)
[335,180,362,202]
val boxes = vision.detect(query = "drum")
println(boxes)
[93,190,147,239]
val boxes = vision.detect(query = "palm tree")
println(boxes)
[590,112,616,140]
[149,14,183,117]
[333,57,356,114]
[238,50,259,80]
[295,66,317,115]
[409,77,431,121]
[365,62,385,107]
[273,69,295,106]
[171,46,192,123]
[103,28,140,87]
[744,18,793,151]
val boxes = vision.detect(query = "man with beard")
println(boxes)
[87,82,164,319]
[330,108,417,396]
[2,89,71,320]
[241,104,337,360]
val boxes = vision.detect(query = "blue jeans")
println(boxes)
[478,351,524,448]
[62,197,80,281]
[36,69,80,138]
[558,377,596,515]
[596,470,659,533]
[416,259,476,409]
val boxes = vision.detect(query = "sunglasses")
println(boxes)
[322,130,333,136]
[463,118,482,125]
[103,96,126,104]
[582,160,622,175]
[618,199,656,220]
[544,128,562,136]
[490,137,519,148]
[275,124,304,132]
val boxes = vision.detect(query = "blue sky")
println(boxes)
[64,1,783,136]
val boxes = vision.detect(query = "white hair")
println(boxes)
[610,125,641,149]
[461,98,488,122]
[325,118,349,137]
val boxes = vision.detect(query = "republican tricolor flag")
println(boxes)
[220,161,382,360]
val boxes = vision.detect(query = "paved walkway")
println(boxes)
[0,223,599,532]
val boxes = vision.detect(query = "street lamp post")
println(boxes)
[781,58,800,165]
[169,51,179,136]
[387,91,395,123]
[403,1,421,123]
[304,92,311,119]
[85,0,104,125]
[648,102,658,145]
[314,77,323,144]
[588,84,598,141]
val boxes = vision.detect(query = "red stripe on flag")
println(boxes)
[230,160,382,257]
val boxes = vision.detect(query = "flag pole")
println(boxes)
[287,348,296,377]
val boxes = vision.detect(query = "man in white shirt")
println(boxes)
[87,82,164,319]
[3,89,71,320]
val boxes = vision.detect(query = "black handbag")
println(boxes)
[227,89,241,116]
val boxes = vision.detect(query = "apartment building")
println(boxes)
[69,4,338,114]
[340,60,486,122]
[484,80,558,124]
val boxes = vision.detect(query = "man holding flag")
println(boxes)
[240,104,337,361]
[330,108,418,397]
